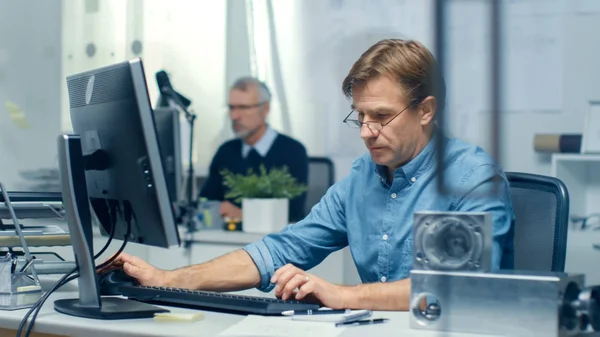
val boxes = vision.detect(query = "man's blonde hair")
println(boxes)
[342,39,446,113]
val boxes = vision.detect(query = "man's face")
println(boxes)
[228,86,267,139]
[352,75,432,170]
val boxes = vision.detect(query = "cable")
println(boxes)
[93,200,118,258]
[16,266,76,337]
[17,204,114,337]
[17,267,77,337]
[21,215,132,337]
[16,201,130,337]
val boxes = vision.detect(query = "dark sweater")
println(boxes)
[199,134,308,222]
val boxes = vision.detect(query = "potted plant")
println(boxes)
[220,165,306,233]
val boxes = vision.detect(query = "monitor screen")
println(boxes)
[65,58,179,248]
[153,107,183,204]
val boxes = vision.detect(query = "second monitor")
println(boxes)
[153,106,183,204]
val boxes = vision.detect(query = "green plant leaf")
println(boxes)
[221,164,307,203]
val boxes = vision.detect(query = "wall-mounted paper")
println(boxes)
[503,0,565,112]
[573,0,600,14]
[4,101,29,129]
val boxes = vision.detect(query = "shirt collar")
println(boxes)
[375,132,440,184]
[242,125,278,158]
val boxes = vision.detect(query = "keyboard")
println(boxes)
[119,285,321,315]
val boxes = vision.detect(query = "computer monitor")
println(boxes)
[54,58,180,319]
[153,107,183,204]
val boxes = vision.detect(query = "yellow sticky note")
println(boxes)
[5,101,29,129]
[16,285,42,293]
[153,312,204,322]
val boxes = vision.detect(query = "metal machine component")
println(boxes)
[564,285,600,332]
[410,269,598,336]
[410,211,600,336]
[413,211,492,272]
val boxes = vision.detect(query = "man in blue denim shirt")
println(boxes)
[111,39,514,311]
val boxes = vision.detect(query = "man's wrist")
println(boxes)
[338,285,358,309]
[162,269,181,288]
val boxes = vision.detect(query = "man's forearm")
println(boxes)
[341,278,411,311]
[165,249,261,291]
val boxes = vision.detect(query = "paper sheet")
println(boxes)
[502,4,565,113]
[216,315,346,337]
[572,0,600,14]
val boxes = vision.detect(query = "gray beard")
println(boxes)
[234,129,250,139]
[234,125,262,141]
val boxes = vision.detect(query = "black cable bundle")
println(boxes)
[15,201,132,337]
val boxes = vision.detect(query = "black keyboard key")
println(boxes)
[119,285,320,315]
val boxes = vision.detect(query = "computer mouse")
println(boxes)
[97,269,139,296]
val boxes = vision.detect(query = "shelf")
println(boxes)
[0,202,64,220]
[552,153,600,162]
[551,153,600,284]
[551,154,600,219]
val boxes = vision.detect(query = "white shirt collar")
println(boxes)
[241,125,278,158]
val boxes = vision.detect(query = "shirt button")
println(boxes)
[381,276,387,282]
[382,234,389,241]
[391,193,397,199]
[411,177,416,183]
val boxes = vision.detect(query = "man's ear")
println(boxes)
[419,96,437,126]
[261,101,270,119]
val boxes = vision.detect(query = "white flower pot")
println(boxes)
[242,198,289,234]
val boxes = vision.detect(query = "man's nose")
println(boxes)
[360,124,376,140]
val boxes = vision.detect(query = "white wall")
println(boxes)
[236,0,435,181]
[3,0,597,187]
[60,0,227,176]
[61,0,129,133]
[260,0,598,179]
[58,0,591,183]
[0,0,62,190]
[444,0,598,176]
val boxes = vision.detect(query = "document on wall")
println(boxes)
[216,315,345,337]
[572,0,600,14]
[503,0,565,113]
[447,0,565,114]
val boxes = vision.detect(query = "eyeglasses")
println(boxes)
[343,101,415,132]
[228,102,266,111]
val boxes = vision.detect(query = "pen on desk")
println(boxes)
[281,309,351,316]
[335,318,389,327]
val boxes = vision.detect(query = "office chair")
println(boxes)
[305,157,335,215]
[506,172,569,272]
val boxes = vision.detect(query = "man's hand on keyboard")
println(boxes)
[271,264,348,309]
[104,252,170,287]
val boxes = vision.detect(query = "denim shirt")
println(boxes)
[243,136,515,292]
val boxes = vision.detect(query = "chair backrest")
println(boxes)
[506,172,569,272]
[305,157,335,215]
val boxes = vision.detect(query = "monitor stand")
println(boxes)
[53,134,169,319]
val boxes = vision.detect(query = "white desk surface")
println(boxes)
[0,280,482,337]
[186,229,265,245]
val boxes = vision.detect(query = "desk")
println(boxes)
[3,285,600,337]
[0,281,485,337]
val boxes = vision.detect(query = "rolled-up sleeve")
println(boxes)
[243,175,351,292]
[451,164,515,271]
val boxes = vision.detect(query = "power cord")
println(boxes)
[16,201,129,337]
[20,219,130,337]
